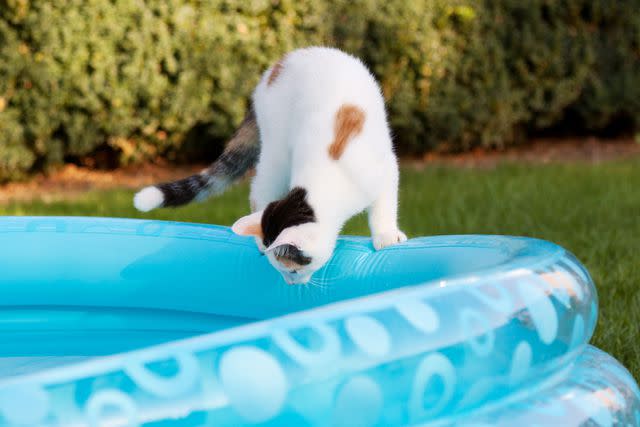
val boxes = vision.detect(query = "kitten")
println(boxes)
[134,47,407,284]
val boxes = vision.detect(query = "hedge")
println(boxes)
[0,0,638,180]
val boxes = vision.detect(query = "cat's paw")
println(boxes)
[373,229,407,250]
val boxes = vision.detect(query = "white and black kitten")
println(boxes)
[135,47,406,284]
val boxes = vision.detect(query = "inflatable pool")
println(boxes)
[0,217,637,426]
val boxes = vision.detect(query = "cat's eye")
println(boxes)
[273,245,312,266]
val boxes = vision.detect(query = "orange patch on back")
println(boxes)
[329,104,366,160]
[267,58,285,86]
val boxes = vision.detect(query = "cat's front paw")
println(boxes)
[373,229,407,250]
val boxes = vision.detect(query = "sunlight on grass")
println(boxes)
[1,161,639,378]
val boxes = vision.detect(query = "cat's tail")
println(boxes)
[133,108,259,212]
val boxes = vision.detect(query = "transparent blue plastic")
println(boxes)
[0,217,637,426]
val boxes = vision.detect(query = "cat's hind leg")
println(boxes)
[367,176,407,250]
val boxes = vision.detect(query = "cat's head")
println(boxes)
[231,188,334,284]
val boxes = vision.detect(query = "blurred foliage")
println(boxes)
[0,0,638,180]
[0,0,329,180]
[333,0,639,152]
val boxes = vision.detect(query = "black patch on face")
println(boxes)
[262,187,316,248]
[273,244,313,266]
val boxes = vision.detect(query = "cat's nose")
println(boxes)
[284,276,298,285]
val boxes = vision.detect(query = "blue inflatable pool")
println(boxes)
[0,217,637,426]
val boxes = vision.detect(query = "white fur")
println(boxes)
[234,47,407,284]
[134,186,164,212]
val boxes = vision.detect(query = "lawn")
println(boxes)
[1,160,638,379]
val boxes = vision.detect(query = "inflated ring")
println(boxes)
[0,217,637,426]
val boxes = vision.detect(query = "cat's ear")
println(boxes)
[231,211,264,238]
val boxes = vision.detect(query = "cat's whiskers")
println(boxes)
[305,277,329,290]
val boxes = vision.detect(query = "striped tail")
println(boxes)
[134,108,259,212]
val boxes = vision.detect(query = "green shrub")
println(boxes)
[0,0,638,180]
[334,0,638,152]
[333,1,506,151]
[571,0,640,130]
[0,0,328,180]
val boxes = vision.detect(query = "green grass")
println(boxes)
[1,161,639,378]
